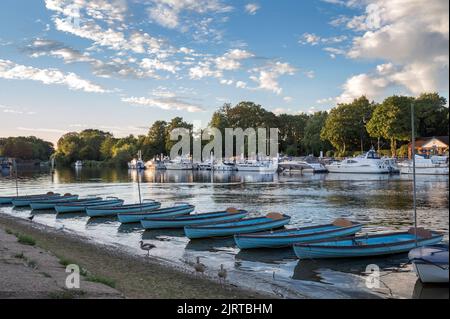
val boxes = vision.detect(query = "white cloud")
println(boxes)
[122,96,204,113]
[215,49,254,70]
[17,127,66,133]
[189,62,222,79]
[250,61,296,95]
[283,96,293,103]
[245,3,260,15]
[299,33,347,46]
[332,0,449,102]
[0,59,109,93]
[236,81,247,89]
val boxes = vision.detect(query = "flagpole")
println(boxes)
[411,102,418,246]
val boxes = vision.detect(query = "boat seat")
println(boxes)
[47,192,54,195]
[333,218,353,227]
[408,227,433,239]
[226,207,238,213]
[266,212,284,220]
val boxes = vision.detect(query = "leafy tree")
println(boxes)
[165,117,192,154]
[303,112,332,156]
[414,93,449,137]
[0,136,54,160]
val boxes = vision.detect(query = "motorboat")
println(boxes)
[128,150,146,170]
[236,159,278,173]
[325,149,393,174]
[409,244,449,283]
[399,155,449,175]
[74,160,83,168]
[164,156,193,170]
[213,161,237,171]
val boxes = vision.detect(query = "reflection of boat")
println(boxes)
[409,244,449,283]
[86,200,162,217]
[236,159,278,173]
[55,198,123,213]
[184,213,291,239]
[293,229,443,259]
[145,159,166,170]
[399,155,449,175]
[236,247,296,264]
[140,209,248,229]
[117,204,195,223]
[325,149,393,174]
[234,219,362,249]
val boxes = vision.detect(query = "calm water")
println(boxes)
[1,167,448,299]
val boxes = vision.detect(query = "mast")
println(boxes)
[14,159,19,197]
[136,150,142,208]
[411,102,418,246]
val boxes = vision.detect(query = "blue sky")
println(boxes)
[0,0,448,144]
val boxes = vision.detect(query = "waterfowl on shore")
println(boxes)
[139,241,156,257]
[218,264,227,284]
[194,256,206,275]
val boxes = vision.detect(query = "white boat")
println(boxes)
[164,157,193,170]
[128,158,145,170]
[213,161,237,171]
[197,161,213,170]
[145,160,166,170]
[74,160,83,168]
[325,149,393,174]
[399,155,448,175]
[409,245,449,283]
[279,160,327,173]
[236,159,278,173]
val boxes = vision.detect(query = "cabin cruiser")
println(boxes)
[326,149,393,174]
[279,159,327,173]
[236,159,278,173]
[164,156,193,170]
[399,155,449,175]
[213,161,237,171]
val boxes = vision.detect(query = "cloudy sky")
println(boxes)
[0,0,448,143]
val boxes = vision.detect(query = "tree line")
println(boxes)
[1,92,447,166]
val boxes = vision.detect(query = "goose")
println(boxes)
[139,241,156,257]
[194,256,206,276]
[27,215,35,222]
[218,264,227,285]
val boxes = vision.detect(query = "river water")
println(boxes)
[0,167,448,299]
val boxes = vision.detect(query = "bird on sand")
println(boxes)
[194,256,206,276]
[27,215,34,222]
[139,241,156,257]
[218,264,227,285]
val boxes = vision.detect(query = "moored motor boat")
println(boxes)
[86,200,162,217]
[0,192,59,205]
[117,204,195,223]
[234,218,362,249]
[325,148,393,174]
[55,198,123,213]
[184,213,291,239]
[30,194,80,210]
[409,244,449,283]
[12,193,64,207]
[140,208,248,229]
[293,228,443,259]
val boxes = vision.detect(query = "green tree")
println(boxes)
[165,117,192,154]
[303,112,332,156]
[414,93,449,137]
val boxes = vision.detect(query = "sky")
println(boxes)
[0,0,448,144]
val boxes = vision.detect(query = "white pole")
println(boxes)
[411,102,417,246]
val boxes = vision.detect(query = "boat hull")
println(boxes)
[185,216,291,239]
[400,166,449,175]
[55,199,123,213]
[235,223,362,249]
[412,263,449,283]
[140,210,248,229]
[326,165,390,174]
[12,194,63,207]
[409,245,449,283]
[86,202,162,217]
[293,232,443,259]
[30,195,80,210]
[117,205,195,223]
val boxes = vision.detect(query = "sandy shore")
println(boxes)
[0,214,271,299]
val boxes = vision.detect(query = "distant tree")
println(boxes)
[303,112,332,156]
[165,117,193,154]
[414,93,449,137]
[0,136,54,160]
[277,113,309,155]
[143,120,167,158]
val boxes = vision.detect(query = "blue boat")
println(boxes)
[293,228,444,259]
[29,194,80,210]
[86,201,162,217]
[140,208,248,229]
[55,198,123,214]
[184,213,291,239]
[117,204,195,224]
[12,193,64,207]
[235,220,363,249]
[0,192,59,205]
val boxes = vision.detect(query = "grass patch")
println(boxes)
[16,234,36,246]
[85,274,116,288]
[14,252,25,259]
[48,289,86,299]
[58,257,76,267]
[5,228,14,235]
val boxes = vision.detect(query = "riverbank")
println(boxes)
[0,214,271,299]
